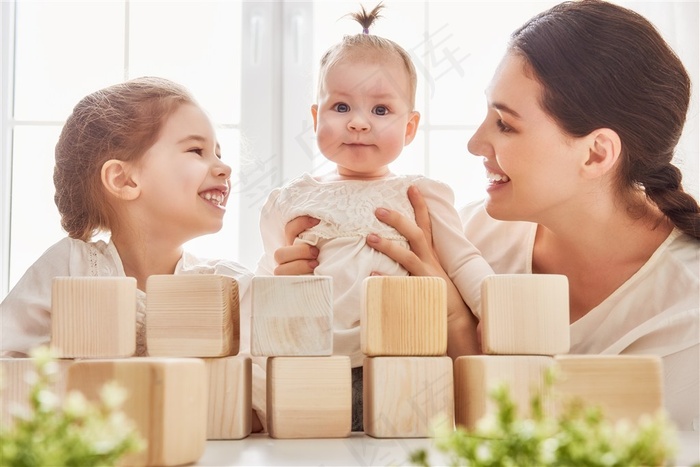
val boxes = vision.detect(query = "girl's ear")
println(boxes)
[311,104,319,132]
[581,128,621,179]
[404,111,421,145]
[101,159,140,200]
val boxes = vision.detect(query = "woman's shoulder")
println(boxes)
[666,229,700,276]
[459,199,537,274]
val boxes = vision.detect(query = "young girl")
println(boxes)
[0,77,264,427]
[256,4,493,430]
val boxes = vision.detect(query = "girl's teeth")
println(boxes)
[201,191,224,205]
[487,172,510,182]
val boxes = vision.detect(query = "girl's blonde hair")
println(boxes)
[317,3,417,109]
[53,77,197,241]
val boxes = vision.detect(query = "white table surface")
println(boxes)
[196,431,700,466]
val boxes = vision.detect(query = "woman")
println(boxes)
[276,0,699,430]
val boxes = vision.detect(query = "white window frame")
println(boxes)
[1,1,698,298]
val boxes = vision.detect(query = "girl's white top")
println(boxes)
[0,236,254,359]
[257,173,494,367]
[461,200,700,431]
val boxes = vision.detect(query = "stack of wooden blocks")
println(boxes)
[251,275,351,438]
[454,274,664,429]
[1,272,667,458]
[361,276,455,438]
[1,274,253,466]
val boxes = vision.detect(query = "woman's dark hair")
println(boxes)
[510,0,698,238]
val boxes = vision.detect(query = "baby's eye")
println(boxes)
[373,105,389,116]
[333,103,350,113]
[188,148,204,155]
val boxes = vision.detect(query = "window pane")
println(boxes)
[13,1,125,121]
[128,1,242,124]
[9,126,64,288]
[429,130,488,209]
[426,2,559,126]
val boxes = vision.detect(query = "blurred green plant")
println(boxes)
[0,347,145,467]
[410,377,678,467]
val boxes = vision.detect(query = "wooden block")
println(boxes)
[146,275,239,357]
[364,356,454,438]
[66,358,207,466]
[203,356,252,440]
[51,277,136,358]
[553,355,663,422]
[251,276,333,357]
[481,274,569,355]
[454,355,555,430]
[266,356,351,438]
[361,277,447,356]
[0,358,73,429]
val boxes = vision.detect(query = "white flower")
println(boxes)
[36,388,59,411]
[540,437,559,464]
[100,382,128,410]
[63,391,89,418]
[476,443,492,462]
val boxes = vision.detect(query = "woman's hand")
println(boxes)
[273,216,320,275]
[367,185,481,357]
[366,185,443,277]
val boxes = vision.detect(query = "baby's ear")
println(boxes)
[101,159,140,200]
[404,111,421,145]
[581,128,621,179]
[311,104,319,132]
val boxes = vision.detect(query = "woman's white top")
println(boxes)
[461,200,700,430]
[257,173,494,367]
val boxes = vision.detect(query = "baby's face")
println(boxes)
[312,56,419,180]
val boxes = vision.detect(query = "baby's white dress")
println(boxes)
[257,173,494,367]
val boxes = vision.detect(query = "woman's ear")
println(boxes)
[311,104,319,132]
[404,111,421,145]
[581,128,621,179]
[101,159,140,200]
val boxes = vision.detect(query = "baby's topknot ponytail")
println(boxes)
[348,2,384,34]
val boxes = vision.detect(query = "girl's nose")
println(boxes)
[214,159,232,179]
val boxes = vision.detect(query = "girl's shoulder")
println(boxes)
[177,251,254,287]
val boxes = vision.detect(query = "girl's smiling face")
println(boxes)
[467,52,590,224]
[131,103,232,241]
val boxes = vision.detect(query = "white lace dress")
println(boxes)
[257,173,494,366]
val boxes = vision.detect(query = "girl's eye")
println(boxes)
[189,148,204,155]
[496,119,513,133]
[373,105,389,116]
[334,103,350,113]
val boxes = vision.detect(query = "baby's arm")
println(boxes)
[414,178,495,319]
[256,188,287,275]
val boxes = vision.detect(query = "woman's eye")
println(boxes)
[334,103,350,113]
[496,119,513,133]
[373,105,389,116]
